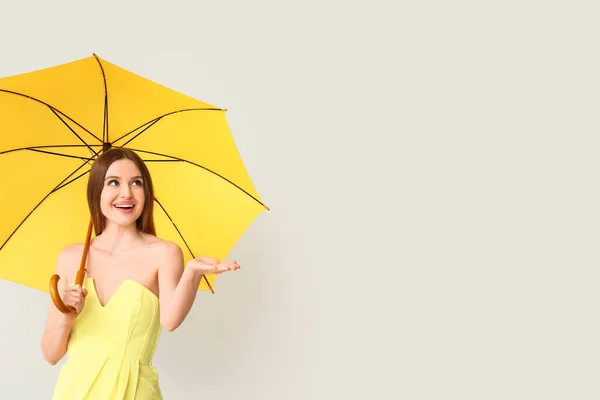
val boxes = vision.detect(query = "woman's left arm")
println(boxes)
[158,241,239,331]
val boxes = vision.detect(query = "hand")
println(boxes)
[60,281,88,314]
[187,257,241,276]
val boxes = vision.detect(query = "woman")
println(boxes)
[40,148,239,399]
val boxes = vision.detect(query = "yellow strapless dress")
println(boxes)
[52,278,163,399]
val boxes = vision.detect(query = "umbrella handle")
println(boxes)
[48,218,94,314]
[49,274,75,314]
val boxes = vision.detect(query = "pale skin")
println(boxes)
[40,159,239,365]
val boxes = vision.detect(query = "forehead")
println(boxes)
[104,159,142,178]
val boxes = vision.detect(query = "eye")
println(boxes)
[107,179,119,186]
[132,179,144,186]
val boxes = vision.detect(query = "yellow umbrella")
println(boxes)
[0,54,268,313]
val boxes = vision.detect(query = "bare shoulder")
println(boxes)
[141,234,184,263]
[153,238,184,276]
[55,243,85,276]
[60,242,85,255]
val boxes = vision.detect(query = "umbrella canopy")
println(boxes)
[0,54,267,301]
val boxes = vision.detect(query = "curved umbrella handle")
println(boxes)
[49,274,75,314]
[48,218,94,314]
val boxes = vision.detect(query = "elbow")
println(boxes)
[160,318,180,332]
[46,357,59,366]
[40,341,62,366]
[41,350,60,366]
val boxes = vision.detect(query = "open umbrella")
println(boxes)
[0,54,268,313]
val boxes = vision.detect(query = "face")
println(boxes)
[100,159,146,228]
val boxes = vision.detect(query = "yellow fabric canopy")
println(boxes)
[0,54,267,292]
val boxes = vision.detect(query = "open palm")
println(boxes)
[187,257,240,275]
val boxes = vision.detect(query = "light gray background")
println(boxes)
[0,1,598,399]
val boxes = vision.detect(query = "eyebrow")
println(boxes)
[104,175,144,181]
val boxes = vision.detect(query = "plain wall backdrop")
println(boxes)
[1,1,600,399]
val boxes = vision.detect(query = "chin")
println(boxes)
[105,214,143,228]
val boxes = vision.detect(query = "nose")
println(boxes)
[119,184,132,198]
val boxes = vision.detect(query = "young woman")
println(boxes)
[40,148,240,399]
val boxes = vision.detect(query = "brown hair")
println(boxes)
[87,148,156,236]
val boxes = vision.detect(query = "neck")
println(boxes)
[94,222,143,253]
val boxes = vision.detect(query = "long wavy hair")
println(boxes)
[87,148,156,236]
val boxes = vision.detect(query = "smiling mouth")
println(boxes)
[114,204,135,213]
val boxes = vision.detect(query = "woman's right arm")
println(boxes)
[40,245,86,365]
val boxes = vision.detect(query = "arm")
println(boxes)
[157,241,240,332]
[158,242,203,331]
[40,246,87,365]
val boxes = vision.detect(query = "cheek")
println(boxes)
[138,195,146,210]
[100,188,115,209]
[134,188,146,210]
[99,197,110,214]
[100,190,111,205]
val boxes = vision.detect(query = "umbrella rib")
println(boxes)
[142,159,181,163]
[0,144,103,156]
[0,89,101,143]
[154,198,214,293]
[111,108,223,146]
[53,169,91,193]
[27,148,96,161]
[118,118,162,148]
[0,155,97,252]
[48,108,99,155]
[93,55,109,144]
[125,147,269,210]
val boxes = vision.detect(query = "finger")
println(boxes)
[70,284,81,292]
[64,298,78,312]
[82,288,88,297]
[217,263,237,272]
[211,265,225,274]
[59,275,70,292]
[65,293,80,305]
[74,298,84,313]
[69,286,82,296]
[66,291,84,303]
